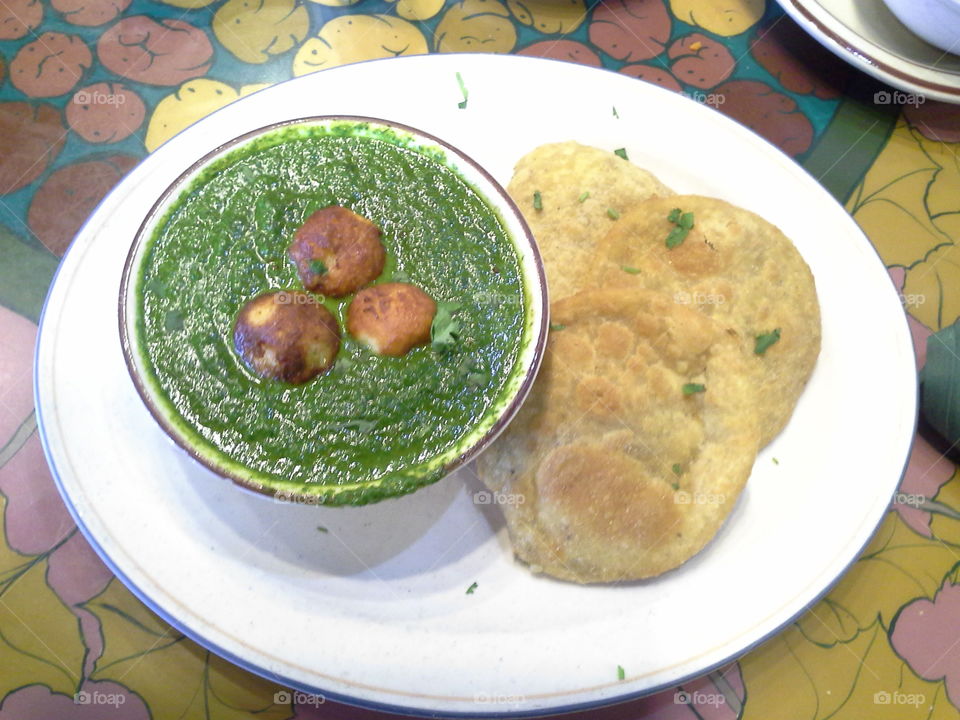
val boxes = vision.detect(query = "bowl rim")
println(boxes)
[118,114,549,505]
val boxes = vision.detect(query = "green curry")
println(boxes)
[135,122,530,505]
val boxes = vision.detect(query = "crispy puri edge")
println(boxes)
[477,288,763,583]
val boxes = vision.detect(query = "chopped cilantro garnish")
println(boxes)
[614,147,628,160]
[533,191,543,211]
[335,419,376,433]
[665,226,688,249]
[607,208,620,220]
[772,457,780,465]
[612,106,620,118]
[164,310,184,332]
[466,372,488,387]
[621,265,641,274]
[146,278,168,298]
[754,328,781,355]
[549,323,566,331]
[617,665,625,680]
[309,259,327,275]
[431,301,462,352]
[665,208,695,248]
[682,383,706,395]
[578,191,591,203]
[466,582,478,595]
[670,480,680,490]
[672,463,682,476]
[456,71,468,109]
[316,526,329,533]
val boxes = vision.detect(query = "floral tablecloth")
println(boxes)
[1,0,959,717]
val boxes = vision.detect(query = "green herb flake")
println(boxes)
[164,310,184,332]
[672,463,682,476]
[682,383,706,395]
[607,208,621,220]
[533,191,543,211]
[466,372,489,387]
[665,226,689,249]
[670,480,680,490]
[466,582,478,595]
[316,526,329,533]
[342,419,377,433]
[754,328,781,355]
[612,106,620,118]
[578,191,591,203]
[621,265,641,275]
[665,208,694,248]
[309,259,328,275]
[456,71,468,109]
[614,147,629,160]
[431,301,462,352]
[146,277,168,298]
[617,665,626,680]
[550,323,566,331]
[772,457,780,465]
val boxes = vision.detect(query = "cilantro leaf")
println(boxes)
[614,148,628,160]
[549,323,566,331]
[431,301,462,352]
[466,372,488,387]
[617,665,625,680]
[665,226,689,248]
[340,419,377,433]
[607,208,621,220]
[667,207,682,224]
[164,310,184,332]
[578,191,591,203]
[533,191,543,211]
[754,328,781,355]
[456,71,468,109]
[682,383,706,395]
[309,259,327,275]
[621,265,641,274]
[466,582,478,595]
[671,463,682,476]
[679,211,695,230]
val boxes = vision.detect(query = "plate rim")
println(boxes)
[777,0,960,103]
[33,52,920,717]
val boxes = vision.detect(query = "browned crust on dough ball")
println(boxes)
[234,291,340,384]
[346,283,436,357]
[288,206,386,298]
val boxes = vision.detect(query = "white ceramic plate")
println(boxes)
[777,0,960,103]
[35,54,917,717]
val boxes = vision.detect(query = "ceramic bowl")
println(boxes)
[119,116,548,505]
[883,0,960,55]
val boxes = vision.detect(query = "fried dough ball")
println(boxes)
[346,283,436,357]
[234,291,340,384]
[288,205,386,298]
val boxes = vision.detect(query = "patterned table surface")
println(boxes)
[1,0,960,717]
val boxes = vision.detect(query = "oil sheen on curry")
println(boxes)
[136,123,528,504]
